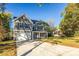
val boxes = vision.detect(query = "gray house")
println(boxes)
[13,14,48,41]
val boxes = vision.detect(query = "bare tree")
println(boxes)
[47,19,54,29]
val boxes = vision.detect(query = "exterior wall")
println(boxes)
[32,22,44,31]
[13,15,32,42]
[32,20,48,39]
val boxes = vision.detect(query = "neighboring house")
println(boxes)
[13,14,48,41]
[53,29,63,37]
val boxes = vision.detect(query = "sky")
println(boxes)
[5,3,67,28]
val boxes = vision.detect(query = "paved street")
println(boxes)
[17,41,79,56]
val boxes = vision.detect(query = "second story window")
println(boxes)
[37,26,43,31]
[17,23,30,30]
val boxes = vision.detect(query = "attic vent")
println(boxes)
[23,16,26,19]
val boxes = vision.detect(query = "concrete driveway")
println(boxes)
[17,41,79,56]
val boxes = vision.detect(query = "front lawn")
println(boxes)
[0,40,16,56]
[40,37,79,48]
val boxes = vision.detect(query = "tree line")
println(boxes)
[60,3,79,37]
[0,3,79,41]
[0,4,12,41]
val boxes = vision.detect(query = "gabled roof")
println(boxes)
[13,14,49,26]
[13,14,33,24]
[31,20,40,24]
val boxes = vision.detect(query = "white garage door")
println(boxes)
[15,31,31,42]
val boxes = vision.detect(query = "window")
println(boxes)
[19,23,30,30]
[37,26,43,31]
[24,23,30,29]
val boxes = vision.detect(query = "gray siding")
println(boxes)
[14,15,48,42]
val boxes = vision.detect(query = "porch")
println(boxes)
[32,31,48,40]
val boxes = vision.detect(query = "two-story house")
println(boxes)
[13,14,48,42]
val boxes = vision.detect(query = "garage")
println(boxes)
[15,31,31,42]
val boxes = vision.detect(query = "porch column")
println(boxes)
[39,32,40,39]
[46,32,48,38]
[32,31,34,40]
